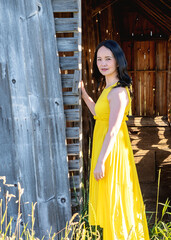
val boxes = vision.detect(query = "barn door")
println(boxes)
[52,0,82,213]
[0,0,71,238]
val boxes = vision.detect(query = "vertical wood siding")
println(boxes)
[123,40,168,116]
[0,0,71,238]
[52,0,82,213]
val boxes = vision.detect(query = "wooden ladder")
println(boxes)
[52,0,82,212]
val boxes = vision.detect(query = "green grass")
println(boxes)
[0,171,171,239]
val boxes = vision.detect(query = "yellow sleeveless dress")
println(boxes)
[89,82,150,240]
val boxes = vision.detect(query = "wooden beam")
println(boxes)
[64,109,80,122]
[61,74,74,88]
[168,36,171,124]
[55,18,78,32]
[59,56,78,70]
[68,159,80,171]
[67,143,80,155]
[72,70,80,94]
[91,0,119,17]
[57,37,78,52]
[69,175,80,189]
[132,0,171,35]
[52,0,78,13]
[66,127,79,139]
[63,92,79,105]
[127,116,169,127]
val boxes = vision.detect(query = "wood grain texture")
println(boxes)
[67,143,80,155]
[66,127,79,139]
[52,0,78,12]
[68,159,80,171]
[0,0,71,237]
[53,0,82,207]
[63,92,79,105]
[55,18,78,32]
[59,56,78,70]
[57,37,78,52]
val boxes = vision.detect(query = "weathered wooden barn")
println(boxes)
[0,0,81,238]
[0,0,170,238]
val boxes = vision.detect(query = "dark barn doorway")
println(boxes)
[82,0,171,217]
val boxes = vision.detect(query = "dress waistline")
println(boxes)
[93,115,128,122]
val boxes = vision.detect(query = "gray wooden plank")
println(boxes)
[68,159,80,171]
[66,127,79,139]
[64,109,79,122]
[0,0,71,237]
[73,0,82,204]
[72,70,80,94]
[61,74,74,88]
[0,1,38,234]
[69,175,80,189]
[0,64,18,233]
[55,18,78,32]
[67,143,80,155]
[52,0,78,13]
[57,37,78,52]
[63,92,79,105]
[34,1,72,236]
[59,56,78,70]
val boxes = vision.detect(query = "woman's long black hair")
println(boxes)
[92,40,132,89]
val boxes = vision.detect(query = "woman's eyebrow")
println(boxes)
[97,56,113,58]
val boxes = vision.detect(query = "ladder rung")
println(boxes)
[67,143,80,155]
[57,38,78,52]
[55,18,78,32]
[59,56,78,70]
[63,92,79,105]
[64,109,80,122]
[68,159,80,171]
[66,127,79,139]
[52,0,78,13]
[69,175,80,189]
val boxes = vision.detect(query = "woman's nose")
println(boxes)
[101,60,107,66]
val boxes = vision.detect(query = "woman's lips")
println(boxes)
[101,68,108,71]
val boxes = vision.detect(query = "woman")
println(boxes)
[81,40,150,239]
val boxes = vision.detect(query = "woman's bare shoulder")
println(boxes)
[108,86,128,103]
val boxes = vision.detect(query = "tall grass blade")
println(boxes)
[155,168,161,225]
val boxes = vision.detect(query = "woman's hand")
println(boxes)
[94,161,105,181]
[80,80,96,115]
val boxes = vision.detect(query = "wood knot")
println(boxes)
[12,79,16,84]
[61,197,66,203]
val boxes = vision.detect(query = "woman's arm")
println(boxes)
[81,81,96,116]
[93,87,129,181]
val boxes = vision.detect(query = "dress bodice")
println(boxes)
[94,82,131,123]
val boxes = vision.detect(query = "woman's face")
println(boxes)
[96,46,118,78]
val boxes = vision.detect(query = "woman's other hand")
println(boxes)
[94,161,105,181]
